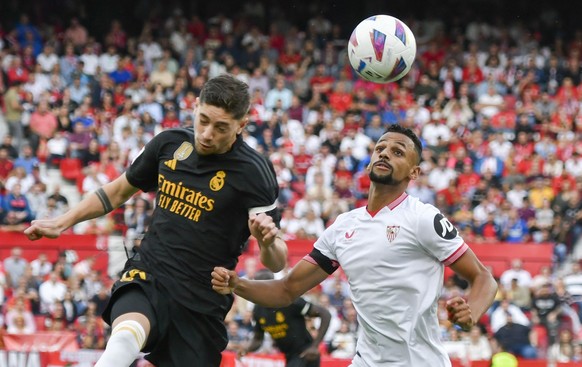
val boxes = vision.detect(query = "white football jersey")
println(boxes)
[308,193,467,367]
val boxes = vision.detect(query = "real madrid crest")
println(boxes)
[386,225,400,243]
[209,171,226,191]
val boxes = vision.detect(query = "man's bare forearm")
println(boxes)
[259,236,288,272]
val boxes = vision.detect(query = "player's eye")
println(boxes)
[393,150,403,156]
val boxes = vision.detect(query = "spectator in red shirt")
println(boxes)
[437,179,462,211]
[292,144,312,179]
[310,64,334,96]
[457,162,481,196]
[420,40,446,70]
[328,80,353,113]
[0,147,14,186]
[186,15,206,43]
[160,108,181,129]
[6,56,29,86]
[278,42,302,74]
[462,55,484,87]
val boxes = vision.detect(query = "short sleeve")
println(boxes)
[416,206,467,266]
[125,132,165,192]
[291,297,312,316]
[241,157,279,214]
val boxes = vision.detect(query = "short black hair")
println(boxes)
[199,74,250,120]
[384,124,423,164]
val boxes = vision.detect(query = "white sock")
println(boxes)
[95,320,147,367]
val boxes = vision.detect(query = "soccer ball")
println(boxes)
[348,14,416,83]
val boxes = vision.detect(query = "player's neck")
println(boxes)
[367,184,407,212]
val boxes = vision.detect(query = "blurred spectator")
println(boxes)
[46,131,69,168]
[500,259,532,291]
[38,271,67,314]
[30,253,54,282]
[494,313,538,359]
[531,282,563,345]
[329,320,357,359]
[506,278,532,311]
[1,183,33,230]
[64,18,88,49]
[491,299,531,333]
[68,121,93,159]
[3,247,29,290]
[467,325,493,361]
[81,163,110,195]
[547,328,576,363]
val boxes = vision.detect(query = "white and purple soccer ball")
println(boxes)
[348,14,417,83]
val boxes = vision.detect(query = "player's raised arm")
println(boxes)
[24,173,139,240]
[212,260,329,307]
[248,212,288,272]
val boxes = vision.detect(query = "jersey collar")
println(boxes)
[366,192,408,217]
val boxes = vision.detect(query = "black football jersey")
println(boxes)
[253,297,314,358]
[126,128,279,316]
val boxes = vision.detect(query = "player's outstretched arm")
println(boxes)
[24,173,139,241]
[447,247,497,330]
[212,260,329,307]
[248,212,288,272]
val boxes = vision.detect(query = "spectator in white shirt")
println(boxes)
[565,152,582,178]
[36,44,59,73]
[79,44,99,76]
[474,84,504,119]
[427,156,457,191]
[39,270,67,314]
[29,253,53,285]
[488,132,513,161]
[98,44,120,74]
[500,259,532,291]
[265,76,293,111]
[81,163,110,196]
[490,298,531,333]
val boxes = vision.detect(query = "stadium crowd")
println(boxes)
[0,0,582,363]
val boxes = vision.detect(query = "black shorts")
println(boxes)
[102,254,228,367]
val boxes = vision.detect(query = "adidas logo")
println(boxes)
[164,159,177,170]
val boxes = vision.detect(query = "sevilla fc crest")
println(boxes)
[386,225,400,242]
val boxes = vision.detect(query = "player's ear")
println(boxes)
[409,165,421,181]
[236,117,249,134]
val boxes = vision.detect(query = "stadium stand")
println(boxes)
[0,0,581,365]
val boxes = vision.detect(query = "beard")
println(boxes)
[369,169,400,185]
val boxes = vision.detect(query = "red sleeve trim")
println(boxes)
[443,242,469,266]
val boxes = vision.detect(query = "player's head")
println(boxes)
[254,269,275,281]
[194,74,250,155]
[368,124,422,186]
